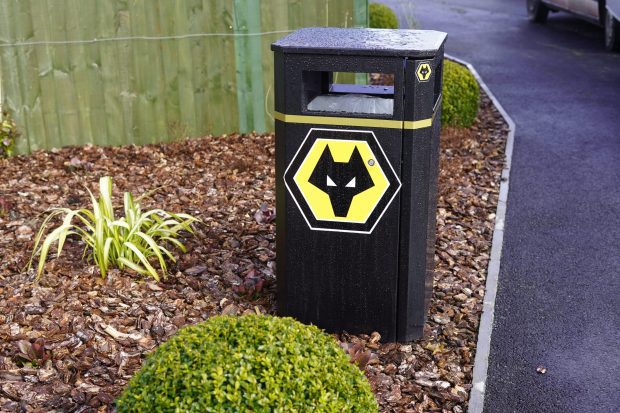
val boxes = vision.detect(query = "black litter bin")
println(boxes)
[271,28,447,341]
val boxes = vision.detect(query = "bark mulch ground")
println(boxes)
[0,92,507,413]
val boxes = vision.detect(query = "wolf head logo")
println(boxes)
[308,144,375,217]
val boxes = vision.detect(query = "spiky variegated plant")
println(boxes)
[30,176,198,281]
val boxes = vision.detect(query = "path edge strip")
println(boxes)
[444,54,516,413]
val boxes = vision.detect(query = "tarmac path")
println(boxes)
[384,1,620,412]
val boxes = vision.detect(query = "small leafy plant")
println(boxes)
[14,338,51,368]
[30,176,198,281]
[1,110,20,158]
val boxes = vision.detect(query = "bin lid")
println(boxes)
[271,27,447,59]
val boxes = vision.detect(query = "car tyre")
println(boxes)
[527,0,549,23]
[605,9,620,52]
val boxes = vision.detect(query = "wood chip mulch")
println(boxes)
[0,91,507,413]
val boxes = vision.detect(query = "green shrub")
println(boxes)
[1,110,20,158]
[116,315,378,413]
[369,3,399,29]
[442,60,480,128]
[30,176,198,280]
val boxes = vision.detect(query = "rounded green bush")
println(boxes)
[116,315,378,412]
[369,3,399,29]
[442,59,480,128]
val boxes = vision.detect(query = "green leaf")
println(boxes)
[117,257,151,277]
[161,236,188,253]
[36,224,73,277]
[134,231,168,277]
[57,209,88,257]
[99,176,115,220]
[109,219,131,230]
[123,241,160,280]
[101,237,114,278]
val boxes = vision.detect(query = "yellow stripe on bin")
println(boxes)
[274,111,437,130]
[403,118,433,129]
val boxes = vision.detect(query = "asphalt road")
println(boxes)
[384,1,620,412]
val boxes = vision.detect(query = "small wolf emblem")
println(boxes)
[308,144,375,217]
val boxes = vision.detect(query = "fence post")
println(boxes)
[353,0,368,85]
[353,0,368,27]
[233,0,267,133]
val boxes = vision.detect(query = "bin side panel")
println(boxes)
[397,52,443,341]
[275,120,289,315]
[425,99,442,314]
[398,127,431,341]
[274,52,288,314]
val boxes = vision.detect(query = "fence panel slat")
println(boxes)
[0,3,23,153]
[187,0,208,140]
[156,0,181,142]
[48,0,83,148]
[65,0,94,145]
[173,2,198,138]
[30,0,65,151]
[10,0,41,153]
[206,1,238,136]
[96,1,125,147]
[143,2,168,144]
[129,1,154,145]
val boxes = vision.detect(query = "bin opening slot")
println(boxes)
[303,71,394,116]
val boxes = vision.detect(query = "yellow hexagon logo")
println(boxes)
[416,61,432,82]
[284,128,401,234]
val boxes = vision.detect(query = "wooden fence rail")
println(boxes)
[0,0,367,154]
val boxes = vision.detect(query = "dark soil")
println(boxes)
[0,92,507,413]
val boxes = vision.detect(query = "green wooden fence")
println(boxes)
[0,0,367,154]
